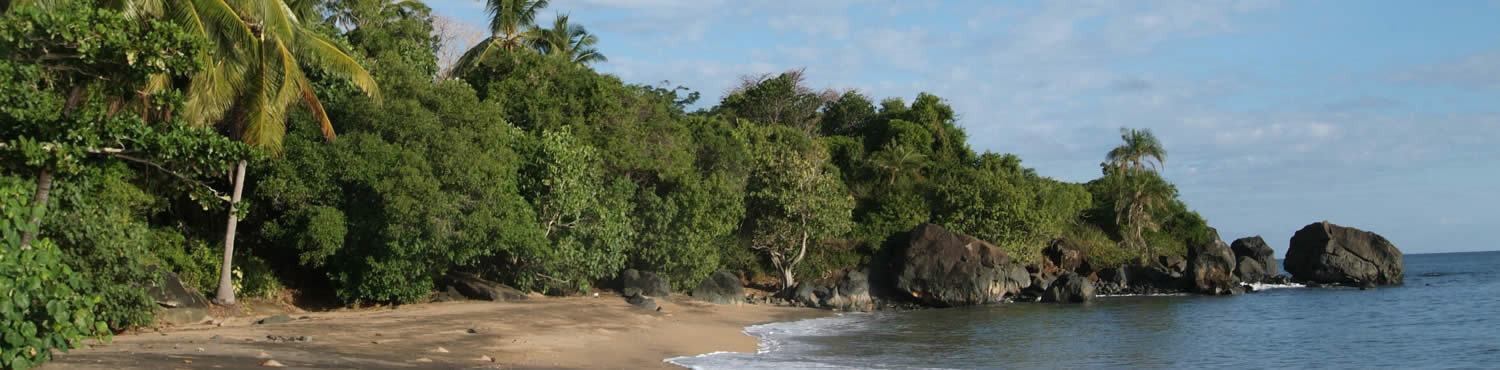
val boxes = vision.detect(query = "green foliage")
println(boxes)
[32,167,158,330]
[0,179,108,370]
[932,153,1091,263]
[715,70,825,133]
[743,125,855,288]
[519,129,635,292]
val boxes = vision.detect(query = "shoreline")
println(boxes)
[46,296,830,369]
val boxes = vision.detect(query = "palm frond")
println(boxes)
[292,26,381,104]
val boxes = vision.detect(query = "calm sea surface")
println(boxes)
[669,251,1500,369]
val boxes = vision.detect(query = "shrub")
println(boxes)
[1,180,108,370]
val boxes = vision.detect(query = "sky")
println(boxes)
[427,0,1500,254]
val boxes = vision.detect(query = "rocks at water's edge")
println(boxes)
[1187,239,1240,295]
[1041,239,1093,276]
[1041,272,1095,303]
[147,268,212,325]
[1284,221,1404,286]
[895,223,1029,307]
[621,269,671,298]
[691,270,744,305]
[446,272,529,302]
[1231,236,1279,283]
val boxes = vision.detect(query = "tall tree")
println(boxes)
[1113,169,1174,259]
[745,127,854,290]
[527,13,606,66]
[1106,127,1167,172]
[127,0,382,305]
[449,0,548,75]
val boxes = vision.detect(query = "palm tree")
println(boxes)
[871,142,926,185]
[527,14,606,66]
[124,0,380,305]
[449,0,549,75]
[1106,127,1166,172]
[1113,169,1174,260]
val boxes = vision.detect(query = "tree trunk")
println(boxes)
[781,267,796,291]
[17,167,53,250]
[215,160,247,306]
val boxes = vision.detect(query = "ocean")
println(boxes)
[668,251,1500,369]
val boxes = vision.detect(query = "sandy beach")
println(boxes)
[45,296,827,369]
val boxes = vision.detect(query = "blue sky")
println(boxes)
[427,0,1500,254]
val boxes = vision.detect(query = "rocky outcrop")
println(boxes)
[895,224,1029,307]
[1285,221,1404,286]
[691,270,744,305]
[1187,240,1240,295]
[148,269,212,325]
[830,269,873,311]
[447,272,528,302]
[1041,239,1092,276]
[621,269,671,298]
[1231,236,1279,283]
[1041,272,1095,303]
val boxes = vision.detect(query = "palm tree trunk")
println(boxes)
[17,167,53,250]
[215,159,247,305]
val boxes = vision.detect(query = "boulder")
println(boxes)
[1234,256,1266,285]
[1187,240,1240,295]
[1284,221,1404,286]
[447,272,528,302]
[621,269,671,298]
[1041,272,1095,303]
[691,270,744,305]
[147,269,212,325]
[625,292,658,311]
[1231,236,1279,283]
[1158,255,1187,277]
[895,224,1030,307]
[789,283,821,307]
[1041,239,1093,276]
[826,269,874,311]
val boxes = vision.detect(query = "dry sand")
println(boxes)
[46,296,827,369]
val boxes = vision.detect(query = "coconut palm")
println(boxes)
[1106,127,1166,172]
[871,141,926,185]
[119,0,379,305]
[527,14,606,65]
[449,0,549,75]
[1113,169,1174,259]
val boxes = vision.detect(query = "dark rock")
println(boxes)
[827,269,874,311]
[691,270,744,305]
[1263,275,1293,285]
[1235,256,1266,285]
[433,286,467,302]
[1158,255,1187,276]
[621,269,671,298]
[147,269,212,325]
[1187,240,1240,295]
[1099,265,1128,286]
[1122,261,1187,294]
[625,292,658,311]
[790,283,820,307]
[1285,221,1404,286]
[447,272,529,302]
[1041,272,1095,303]
[255,315,294,325]
[895,224,1030,307]
[1359,280,1376,290]
[1041,239,1092,275]
[1231,236,1279,283]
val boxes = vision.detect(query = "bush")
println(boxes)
[1,180,108,370]
[35,167,159,330]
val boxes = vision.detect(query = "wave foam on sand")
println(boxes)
[665,315,870,369]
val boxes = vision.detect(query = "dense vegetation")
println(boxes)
[0,0,1214,367]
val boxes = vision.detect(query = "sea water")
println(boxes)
[668,251,1500,369]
